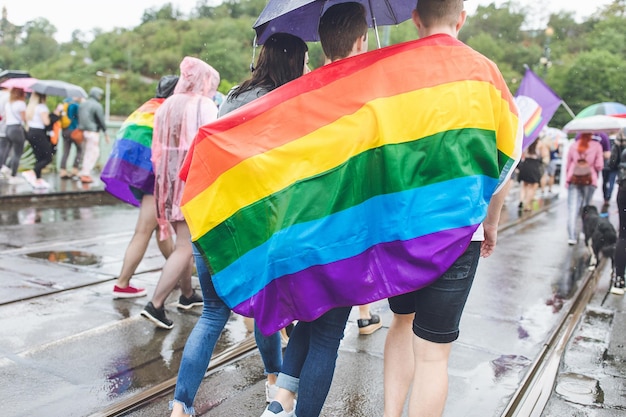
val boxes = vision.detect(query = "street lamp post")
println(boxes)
[540,26,554,77]
[96,70,120,123]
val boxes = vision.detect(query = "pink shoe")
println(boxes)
[112,285,147,299]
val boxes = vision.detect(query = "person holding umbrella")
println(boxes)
[260,4,369,417]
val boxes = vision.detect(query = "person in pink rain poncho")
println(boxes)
[140,56,220,329]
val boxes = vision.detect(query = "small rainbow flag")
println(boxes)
[101,98,164,206]
[524,104,543,137]
[181,35,522,335]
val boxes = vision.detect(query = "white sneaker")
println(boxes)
[567,239,577,246]
[7,176,23,185]
[260,401,296,417]
[33,178,50,189]
[265,382,279,403]
[0,165,10,177]
[21,170,36,185]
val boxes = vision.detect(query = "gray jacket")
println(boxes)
[77,87,106,132]
[218,86,270,117]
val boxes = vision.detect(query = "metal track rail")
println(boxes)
[499,259,605,417]
[89,335,259,417]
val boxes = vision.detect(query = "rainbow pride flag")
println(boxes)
[181,35,522,335]
[101,98,164,206]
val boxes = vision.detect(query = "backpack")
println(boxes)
[60,101,72,129]
[608,142,622,171]
[570,152,592,186]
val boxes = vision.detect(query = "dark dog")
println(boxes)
[581,205,617,271]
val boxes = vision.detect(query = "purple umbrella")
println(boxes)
[253,0,414,47]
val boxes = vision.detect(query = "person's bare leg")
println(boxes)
[383,313,415,417]
[407,337,452,417]
[526,183,538,209]
[548,174,555,193]
[358,304,371,319]
[169,401,190,417]
[272,388,297,412]
[151,221,194,308]
[267,373,278,385]
[116,194,163,288]
[155,226,174,259]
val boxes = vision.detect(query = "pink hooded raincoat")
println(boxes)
[152,56,220,240]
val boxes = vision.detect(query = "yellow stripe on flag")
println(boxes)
[183,80,518,240]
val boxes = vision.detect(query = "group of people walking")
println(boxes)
[0,84,109,189]
[103,1,523,417]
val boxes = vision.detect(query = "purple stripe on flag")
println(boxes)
[235,225,477,335]
[101,159,154,206]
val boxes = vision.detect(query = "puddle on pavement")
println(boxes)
[27,250,102,266]
[491,354,531,379]
[555,372,604,405]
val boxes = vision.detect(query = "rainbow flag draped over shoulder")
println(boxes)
[181,35,522,335]
[100,98,164,206]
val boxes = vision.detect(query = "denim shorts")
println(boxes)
[388,241,481,343]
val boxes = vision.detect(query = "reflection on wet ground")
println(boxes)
[0,204,127,226]
[27,250,102,266]
[548,246,590,313]
[491,354,532,380]
[0,206,88,225]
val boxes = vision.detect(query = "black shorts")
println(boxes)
[388,241,481,343]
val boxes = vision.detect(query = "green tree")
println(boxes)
[141,2,184,23]
[561,49,626,114]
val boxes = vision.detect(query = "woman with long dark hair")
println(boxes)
[169,33,309,417]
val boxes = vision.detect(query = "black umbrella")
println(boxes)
[0,69,31,83]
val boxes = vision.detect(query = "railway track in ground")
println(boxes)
[88,335,260,417]
[498,258,607,417]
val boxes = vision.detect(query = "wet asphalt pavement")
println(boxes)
[0,172,625,417]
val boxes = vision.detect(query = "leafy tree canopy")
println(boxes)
[1,0,624,129]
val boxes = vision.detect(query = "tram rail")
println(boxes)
[89,336,259,417]
[499,259,606,417]
[5,196,605,416]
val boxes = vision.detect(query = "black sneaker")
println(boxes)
[177,290,203,310]
[140,302,174,329]
[610,276,625,295]
[358,314,383,335]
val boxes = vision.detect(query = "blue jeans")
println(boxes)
[602,169,618,202]
[171,246,282,415]
[255,322,283,378]
[567,183,596,241]
[276,306,351,417]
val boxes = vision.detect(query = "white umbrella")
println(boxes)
[29,80,87,98]
[562,115,626,134]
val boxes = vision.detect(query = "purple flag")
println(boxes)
[515,68,562,149]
